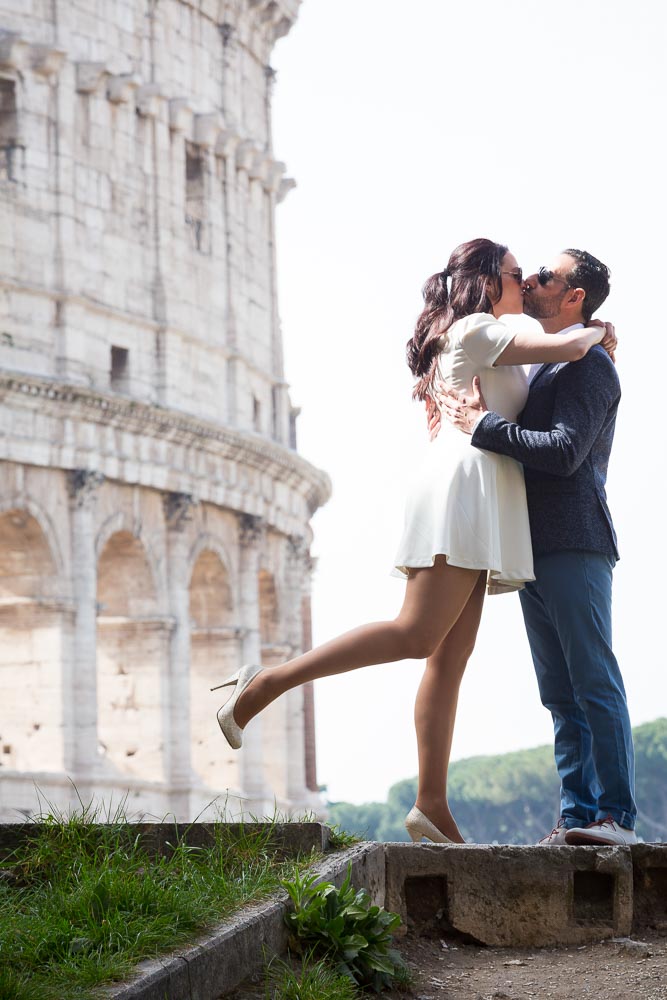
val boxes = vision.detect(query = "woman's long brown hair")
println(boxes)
[407,238,508,400]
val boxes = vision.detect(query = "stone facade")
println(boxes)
[0,0,330,821]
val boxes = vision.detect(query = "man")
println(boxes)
[435,249,636,846]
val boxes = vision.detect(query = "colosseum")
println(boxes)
[0,0,330,822]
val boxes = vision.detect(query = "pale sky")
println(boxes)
[271,0,667,804]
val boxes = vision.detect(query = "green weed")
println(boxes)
[281,865,406,993]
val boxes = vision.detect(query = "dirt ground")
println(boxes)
[382,930,667,1000]
[229,931,667,1000]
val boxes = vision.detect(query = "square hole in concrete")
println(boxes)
[573,871,615,924]
[404,875,451,928]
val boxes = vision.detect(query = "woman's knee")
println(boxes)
[457,638,478,667]
[429,632,477,675]
[393,621,441,660]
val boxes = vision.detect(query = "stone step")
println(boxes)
[387,842,667,946]
[5,825,666,998]
[101,839,666,998]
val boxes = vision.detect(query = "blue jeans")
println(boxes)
[519,550,636,830]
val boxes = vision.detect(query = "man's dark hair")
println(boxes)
[563,249,611,322]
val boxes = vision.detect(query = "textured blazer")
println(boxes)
[471,345,620,561]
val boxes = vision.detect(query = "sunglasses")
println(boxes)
[537,266,572,288]
[501,268,523,284]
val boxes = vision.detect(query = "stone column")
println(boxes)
[284,533,310,804]
[218,19,244,432]
[217,123,242,428]
[162,491,198,820]
[300,552,319,795]
[237,513,269,813]
[65,469,104,787]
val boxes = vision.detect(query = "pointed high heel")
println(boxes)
[404,806,452,844]
[211,663,263,750]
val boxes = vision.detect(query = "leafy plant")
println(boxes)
[281,865,406,993]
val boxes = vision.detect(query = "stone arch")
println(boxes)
[96,511,167,615]
[0,507,67,773]
[190,549,234,628]
[96,530,166,781]
[97,530,158,618]
[0,495,65,585]
[189,545,239,788]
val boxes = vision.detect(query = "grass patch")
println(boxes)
[327,824,361,850]
[264,952,358,999]
[0,801,320,1000]
[262,948,412,998]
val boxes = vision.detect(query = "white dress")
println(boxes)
[393,312,534,595]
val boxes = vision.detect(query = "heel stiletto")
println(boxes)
[404,806,452,844]
[211,663,263,750]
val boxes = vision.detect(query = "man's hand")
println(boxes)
[588,319,617,363]
[436,376,489,436]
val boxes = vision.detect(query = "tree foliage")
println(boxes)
[327,718,667,845]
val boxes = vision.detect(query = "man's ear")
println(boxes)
[567,287,586,310]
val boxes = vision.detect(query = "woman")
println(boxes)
[212,238,614,845]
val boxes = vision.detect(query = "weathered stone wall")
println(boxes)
[0,0,299,431]
[0,0,328,822]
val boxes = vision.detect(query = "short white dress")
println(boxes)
[393,312,534,595]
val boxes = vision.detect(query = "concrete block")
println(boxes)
[102,955,191,1000]
[384,843,633,947]
[631,843,667,932]
[323,840,386,907]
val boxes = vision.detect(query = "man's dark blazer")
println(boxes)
[471,344,620,561]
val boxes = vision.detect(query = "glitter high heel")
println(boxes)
[211,663,264,750]
[404,806,452,844]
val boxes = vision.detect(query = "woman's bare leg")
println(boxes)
[414,570,487,842]
[232,557,481,729]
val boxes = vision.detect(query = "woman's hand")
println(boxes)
[587,319,617,363]
[425,396,442,441]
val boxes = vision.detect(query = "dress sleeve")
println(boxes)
[459,317,515,369]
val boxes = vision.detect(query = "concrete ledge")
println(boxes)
[102,842,384,1000]
[0,821,331,863]
[384,843,633,947]
[9,831,663,998]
